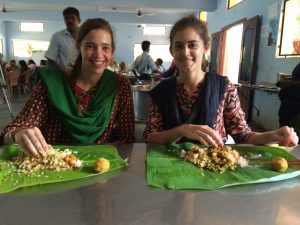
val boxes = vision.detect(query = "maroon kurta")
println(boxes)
[0,74,135,144]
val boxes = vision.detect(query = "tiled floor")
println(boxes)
[0,94,265,143]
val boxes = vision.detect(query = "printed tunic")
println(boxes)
[143,81,254,144]
[0,74,135,144]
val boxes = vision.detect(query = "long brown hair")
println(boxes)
[71,18,115,79]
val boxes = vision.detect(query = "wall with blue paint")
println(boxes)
[3,21,172,67]
[207,0,299,130]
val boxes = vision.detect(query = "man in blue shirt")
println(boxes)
[133,41,163,80]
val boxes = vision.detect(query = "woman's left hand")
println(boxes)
[273,126,299,146]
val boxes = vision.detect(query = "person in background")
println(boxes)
[8,59,19,72]
[132,40,163,80]
[143,15,298,147]
[163,59,178,78]
[18,60,29,95]
[40,60,47,68]
[107,58,120,72]
[7,59,20,98]
[29,60,48,88]
[0,18,135,157]
[155,58,165,73]
[27,59,37,89]
[118,61,126,74]
[45,7,81,69]
[277,61,300,142]
[27,59,36,71]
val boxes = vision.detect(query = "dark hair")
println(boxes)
[28,59,36,65]
[156,58,163,65]
[141,40,150,51]
[169,15,210,53]
[40,59,47,66]
[63,7,80,19]
[19,60,28,68]
[71,18,115,79]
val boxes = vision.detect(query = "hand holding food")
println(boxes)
[181,124,224,147]
[273,126,299,147]
[14,127,50,157]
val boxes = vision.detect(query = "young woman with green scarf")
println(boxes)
[0,18,135,157]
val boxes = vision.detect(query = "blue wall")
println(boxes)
[4,20,172,67]
[207,0,299,130]
[5,20,65,61]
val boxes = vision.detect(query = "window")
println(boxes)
[228,0,245,9]
[20,22,43,32]
[0,39,3,54]
[12,39,49,57]
[134,44,173,68]
[143,26,165,36]
[277,0,300,57]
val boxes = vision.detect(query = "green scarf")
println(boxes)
[39,68,117,144]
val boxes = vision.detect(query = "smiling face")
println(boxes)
[170,27,208,75]
[78,28,114,78]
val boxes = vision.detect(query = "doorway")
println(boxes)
[210,16,260,121]
[222,23,243,83]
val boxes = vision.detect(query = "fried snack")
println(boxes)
[271,157,288,172]
[94,158,110,173]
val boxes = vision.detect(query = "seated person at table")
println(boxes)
[143,15,298,147]
[277,61,300,141]
[163,59,178,78]
[118,61,126,74]
[0,18,135,157]
[155,58,166,73]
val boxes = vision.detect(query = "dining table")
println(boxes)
[1,143,300,225]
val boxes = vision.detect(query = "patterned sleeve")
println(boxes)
[223,85,255,143]
[143,100,164,141]
[113,76,135,143]
[0,80,49,144]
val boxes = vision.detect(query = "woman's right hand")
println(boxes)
[14,127,50,157]
[180,124,224,147]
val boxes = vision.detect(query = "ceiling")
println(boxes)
[0,0,217,25]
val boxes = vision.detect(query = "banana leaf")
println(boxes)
[146,143,300,190]
[0,144,128,194]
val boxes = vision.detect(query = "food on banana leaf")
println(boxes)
[180,145,248,173]
[11,148,82,175]
[271,157,288,172]
[94,158,110,173]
